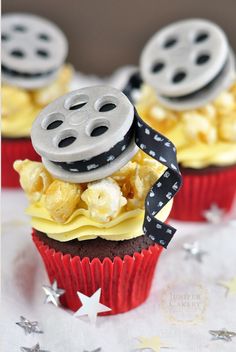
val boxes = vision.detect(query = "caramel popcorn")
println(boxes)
[219,112,236,142]
[2,86,32,118]
[45,180,81,223]
[81,178,127,223]
[32,64,73,106]
[13,160,53,202]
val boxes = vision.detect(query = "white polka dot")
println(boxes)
[138,121,143,128]
[164,142,171,147]
[166,229,172,234]
[159,240,165,246]
[87,164,99,171]
[159,156,167,163]
[149,150,156,157]
[121,145,126,151]
[166,192,172,200]
[156,224,162,229]
[172,182,179,190]
[150,191,155,197]
[157,182,162,188]
[164,171,170,178]
[145,128,150,135]
[154,135,164,142]
[146,215,151,222]
[107,155,115,162]
[158,201,164,207]
[149,235,155,241]
[171,163,177,170]
[140,143,146,150]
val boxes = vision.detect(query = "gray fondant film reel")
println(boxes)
[1,13,68,89]
[140,19,236,110]
[31,86,138,183]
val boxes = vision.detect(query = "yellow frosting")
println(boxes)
[137,83,236,168]
[2,64,73,138]
[14,152,172,242]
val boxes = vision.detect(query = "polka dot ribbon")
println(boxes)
[134,108,183,248]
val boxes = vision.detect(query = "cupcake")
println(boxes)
[14,85,182,314]
[131,19,236,221]
[2,13,73,188]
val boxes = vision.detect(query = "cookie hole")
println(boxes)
[172,71,187,84]
[163,37,177,48]
[47,120,63,130]
[152,61,165,73]
[58,136,76,148]
[69,102,87,111]
[91,125,108,137]
[36,49,50,58]
[13,24,27,32]
[1,33,10,41]
[196,53,210,65]
[38,33,51,41]
[64,94,89,110]
[11,49,25,58]
[195,32,209,43]
[99,103,116,112]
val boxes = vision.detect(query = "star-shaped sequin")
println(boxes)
[16,316,43,335]
[183,242,207,262]
[218,277,236,296]
[20,343,49,352]
[209,328,236,341]
[42,280,65,307]
[137,336,170,351]
[74,288,111,324]
[203,204,225,224]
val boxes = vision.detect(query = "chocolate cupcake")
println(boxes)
[127,19,236,221]
[14,85,182,314]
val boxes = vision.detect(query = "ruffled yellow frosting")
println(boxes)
[14,151,172,242]
[137,83,236,168]
[2,64,73,138]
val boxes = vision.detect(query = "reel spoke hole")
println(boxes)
[99,103,116,112]
[172,70,187,84]
[152,61,165,73]
[196,53,210,65]
[163,37,177,48]
[195,31,209,43]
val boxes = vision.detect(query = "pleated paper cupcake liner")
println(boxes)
[2,138,41,188]
[170,165,236,221]
[32,230,163,315]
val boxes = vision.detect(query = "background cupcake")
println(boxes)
[14,85,182,314]
[1,13,73,188]
[134,19,236,221]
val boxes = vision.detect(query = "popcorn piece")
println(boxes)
[45,180,81,223]
[32,64,73,106]
[2,86,31,118]
[219,112,236,142]
[214,91,235,114]
[13,160,53,202]
[182,111,217,144]
[81,178,127,223]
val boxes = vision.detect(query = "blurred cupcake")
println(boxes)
[2,13,73,188]
[132,19,236,221]
[14,86,182,314]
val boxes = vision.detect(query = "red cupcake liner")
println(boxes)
[170,165,236,221]
[32,230,163,315]
[1,138,41,188]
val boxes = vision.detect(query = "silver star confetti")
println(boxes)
[42,279,65,307]
[203,204,225,224]
[183,242,207,263]
[20,343,49,352]
[74,288,111,324]
[16,316,43,335]
[209,328,236,341]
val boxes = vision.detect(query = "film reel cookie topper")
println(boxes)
[1,13,68,89]
[31,85,182,248]
[139,19,235,110]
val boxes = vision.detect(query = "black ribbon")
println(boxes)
[122,70,143,104]
[133,108,182,248]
